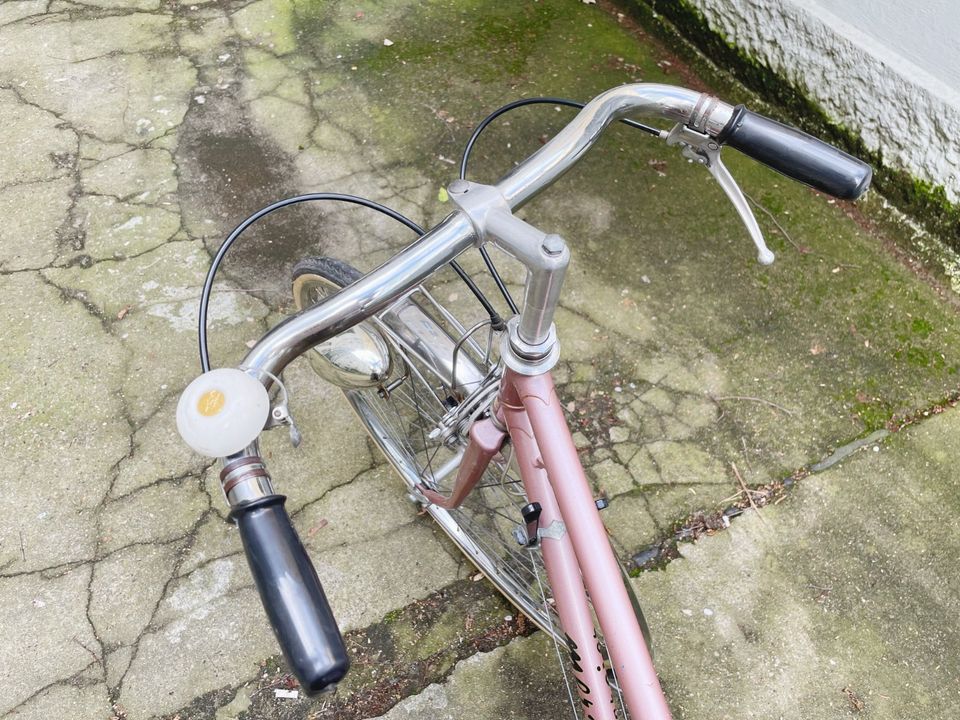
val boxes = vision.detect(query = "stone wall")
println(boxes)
[679,0,960,203]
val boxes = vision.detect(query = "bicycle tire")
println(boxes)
[291,256,651,717]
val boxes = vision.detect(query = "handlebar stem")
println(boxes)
[447,179,569,354]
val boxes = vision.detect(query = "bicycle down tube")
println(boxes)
[499,371,669,720]
[501,368,670,720]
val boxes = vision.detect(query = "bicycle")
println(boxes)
[177,83,871,719]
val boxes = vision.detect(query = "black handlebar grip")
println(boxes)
[232,495,349,694]
[716,106,872,200]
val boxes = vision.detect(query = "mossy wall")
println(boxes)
[614,0,960,252]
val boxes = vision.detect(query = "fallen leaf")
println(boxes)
[842,686,865,712]
[116,305,132,320]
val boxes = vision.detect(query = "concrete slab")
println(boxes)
[0,1,958,719]
[633,404,960,719]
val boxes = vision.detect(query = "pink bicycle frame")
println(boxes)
[436,366,673,720]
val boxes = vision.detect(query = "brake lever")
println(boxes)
[665,123,775,265]
[258,370,303,448]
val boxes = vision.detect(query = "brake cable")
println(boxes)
[197,193,502,372]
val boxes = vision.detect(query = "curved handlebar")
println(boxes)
[240,85,733,383]
[239,83,870,386]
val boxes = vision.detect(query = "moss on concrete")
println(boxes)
[228,579,529,720]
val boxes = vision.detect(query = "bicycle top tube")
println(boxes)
[239,84,729,384]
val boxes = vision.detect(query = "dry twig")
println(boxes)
[731,462,766,524]
[743,191,806,253]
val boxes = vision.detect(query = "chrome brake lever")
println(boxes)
[258,370,303,448]
[665,123,775,265]
[268,403,303,449]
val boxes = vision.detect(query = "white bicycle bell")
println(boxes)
[176,368,270,458]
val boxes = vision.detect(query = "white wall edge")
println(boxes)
[685,0,960,203]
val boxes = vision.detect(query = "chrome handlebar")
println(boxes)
[498,84,733,208]
[201,84,865,692]
[240,84,732,385]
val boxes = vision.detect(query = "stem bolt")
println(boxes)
[541,234,564,257]
[448,179,470,195]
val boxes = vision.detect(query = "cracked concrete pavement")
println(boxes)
[1,1,958,718]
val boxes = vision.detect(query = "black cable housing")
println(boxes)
[197,193,502,372]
